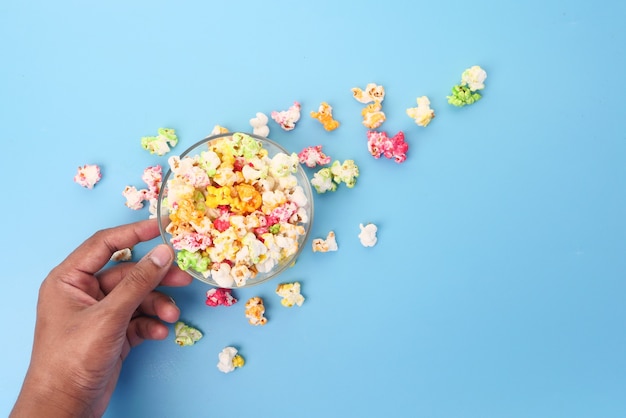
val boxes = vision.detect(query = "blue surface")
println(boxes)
[2,1,626,417]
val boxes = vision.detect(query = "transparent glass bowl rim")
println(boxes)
[156,131,314,287]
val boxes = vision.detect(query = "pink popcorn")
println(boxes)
[298,145,331,168]
[74,164,102,189]
[267,202,298,225]
[141,165,163,200]
[366,131,408,163]
[213,207,232,232]
[123,165,163,211]
[206,288,238,307]
[171,232,212,252]
[271,101,301,131]
[122,186,147,210]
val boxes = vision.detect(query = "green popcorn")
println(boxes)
[141,127,179,156]
[310,167,337,194]
[447,85,482,107]
[176,250,210,272]
[174,321,203,346]
[231,132,263,159]
[330,160,359,188]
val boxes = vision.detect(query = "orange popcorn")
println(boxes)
[310,102,340,131]
[245,296,268,326]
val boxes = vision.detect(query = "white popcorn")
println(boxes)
[312,231,338,252]
[250,112,270,137]
[276,282,305,307]
[269,152,299,178]
[217,346,243,373]
[211,262,234,288]
[406,96,435,127]
[358,223,378,247]
[110,248,132,262]
[461,65,487,91]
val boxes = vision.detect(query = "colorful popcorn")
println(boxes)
[276,282,305,307]
[174,321,203,346]
[310,167,337,194]
[310,159,359,193]
[161,133,310,288]
[74,164,102,189]
[141,128,178,156]
[298,145,331,168]
[330,160,359,188]
[210,125,230,136]
[245,296,268,326]
[360,101,386,129]
[366,131,408,163]
[122,165,162,217]
[206,288,238,307]
[217,347,245,373]
[271,101,301,131]
[448,65,487,107]
[351,83,385,104]
[310,102,340,131]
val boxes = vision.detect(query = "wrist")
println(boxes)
[11,367,93,418]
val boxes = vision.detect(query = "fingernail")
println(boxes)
[150,245,172,268]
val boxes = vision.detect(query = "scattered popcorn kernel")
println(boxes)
[361,101,386,129]
[276,282,305,307]
[310,102,340,131]
[122,165,162,216]
[210,125,230,135]
[271,101,301,131]
[174,321,203,346]
[310,167,337,194]
[448,65,487,107]
[110,248,132,262]
[245,296,268,326]
[141,128,178,156]
[206,288,238,307]
[351,83,385,104]
[447,85,482,107]
[330,160,359,188]
[122,186,146,210]
[461,65,487,91]
[312,231,338,252]
[74,164,102,189]
[358,223,378,247]
[217,347,245,373]
[406,96,435,127]
[250,112,270,137]
[366,131,408,163]
[298,145,331,168]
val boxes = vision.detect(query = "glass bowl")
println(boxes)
[157,132,314,288]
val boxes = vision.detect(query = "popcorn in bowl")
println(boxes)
[157,132,313,288]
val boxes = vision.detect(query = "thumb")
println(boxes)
[102,244,174,317]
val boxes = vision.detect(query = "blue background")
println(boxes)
[2,1,625,417]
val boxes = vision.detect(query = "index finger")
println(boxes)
[62,219,162,276]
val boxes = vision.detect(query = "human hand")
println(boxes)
[11,219,193,418]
